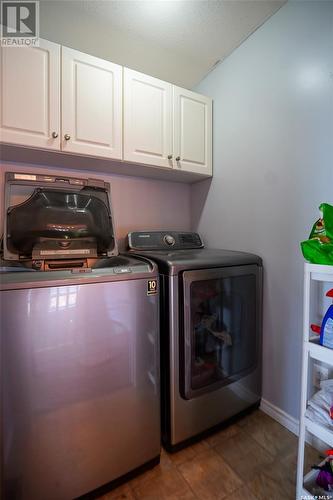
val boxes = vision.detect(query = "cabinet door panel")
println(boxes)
[124,68,172,168]
[0,39,60,149]
[62,47,122,159]
[174,87,212,175]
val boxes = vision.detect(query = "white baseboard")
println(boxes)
[260,398,299,436]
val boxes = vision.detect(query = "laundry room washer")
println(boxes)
[0,172,161,500]
[127,230,263,451]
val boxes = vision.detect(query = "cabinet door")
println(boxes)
[61,47,122,159]
[0,39,60,149]
[173,87,212,175]
[123,68,173,168]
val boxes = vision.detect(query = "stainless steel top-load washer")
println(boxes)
[128,230,263,451]
[0,173,160,500]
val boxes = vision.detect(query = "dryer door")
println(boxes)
[181,265,262,400]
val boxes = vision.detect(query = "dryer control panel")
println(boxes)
[128,231,204,251]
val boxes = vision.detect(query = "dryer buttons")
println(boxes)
[164,235,175,246]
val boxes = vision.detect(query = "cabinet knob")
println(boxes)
[175,156,181,162]
[52,131,58,139]
[167,155,173,160]
[64,134,71,141]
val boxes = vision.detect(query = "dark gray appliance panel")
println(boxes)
[182,265,261,400]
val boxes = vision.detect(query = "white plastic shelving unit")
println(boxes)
[297,263,333,499]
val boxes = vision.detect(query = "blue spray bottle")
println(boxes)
[320,289,333,349]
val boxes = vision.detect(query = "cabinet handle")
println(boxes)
[64,134,71,141]
[167,155,173,160]
[52,131,58,139]
[175,156,181,161]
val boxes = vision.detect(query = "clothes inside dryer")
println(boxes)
[187,273,257,395]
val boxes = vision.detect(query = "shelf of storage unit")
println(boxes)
[296,263,333,499]
[307,340,333,365]
[307,263,333,283]
[305,417,333,448]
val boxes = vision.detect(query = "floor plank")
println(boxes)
[168,440,210,467]
[177,448,243,499]
[129,460,196,499]
[213,429,275,482]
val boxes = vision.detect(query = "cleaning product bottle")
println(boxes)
[320,289,333,349]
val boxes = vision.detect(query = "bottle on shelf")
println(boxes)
[311,289,333,348]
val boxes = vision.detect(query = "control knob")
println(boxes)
[164,234,175,246]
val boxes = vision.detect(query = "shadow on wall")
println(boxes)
[191,178,213,232]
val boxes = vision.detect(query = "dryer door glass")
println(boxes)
[181,265,261,400]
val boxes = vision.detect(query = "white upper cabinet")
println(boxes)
[0,39,60,149]
[173,87,212,175]
[123,68,173,169]
[123,74,212,174]
[61,47,122,159]
[0,39,212,180]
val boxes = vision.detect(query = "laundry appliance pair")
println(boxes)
[0,171,262,500]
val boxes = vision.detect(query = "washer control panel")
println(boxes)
[128,231,204,251]
[163,234,176,246]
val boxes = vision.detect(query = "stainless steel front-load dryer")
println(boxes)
[128,231,263,451]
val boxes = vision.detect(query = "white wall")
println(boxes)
[192,1,333,419]
[0,163,191,250]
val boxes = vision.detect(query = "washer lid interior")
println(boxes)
[3,172,118,260]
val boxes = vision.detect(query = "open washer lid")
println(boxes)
[3,172,118,261]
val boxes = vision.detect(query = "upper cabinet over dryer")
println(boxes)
[173,87,212,176]
[123,69,212,175]
[0,39,212,181]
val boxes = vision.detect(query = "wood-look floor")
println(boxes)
[98,410,318,500]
